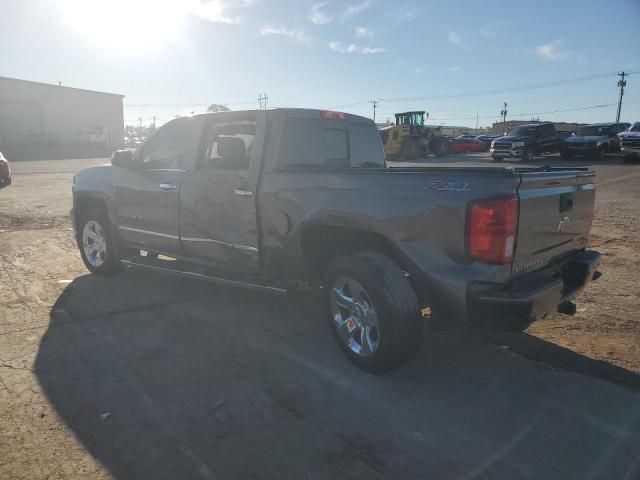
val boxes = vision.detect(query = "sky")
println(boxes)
[1,0,639,128]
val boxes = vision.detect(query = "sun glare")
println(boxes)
[59,0,188,50]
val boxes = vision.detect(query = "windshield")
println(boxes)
[577,125,610,136]
[508,126,538,136]
[629,122,640,132]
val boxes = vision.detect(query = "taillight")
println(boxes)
[466,195,519,264]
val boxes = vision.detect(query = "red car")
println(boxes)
[0,152,11,187]
[451,138,487,154]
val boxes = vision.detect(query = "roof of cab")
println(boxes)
[190,108,373,123]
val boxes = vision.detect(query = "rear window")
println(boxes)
[277,118,385,169]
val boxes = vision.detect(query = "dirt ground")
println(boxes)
[1,154,639,479]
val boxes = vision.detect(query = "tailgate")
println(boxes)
[513,170,595,276]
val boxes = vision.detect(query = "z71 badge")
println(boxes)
[423,180,471,192]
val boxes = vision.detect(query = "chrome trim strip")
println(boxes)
[234,189,253,197]
[120,259,287,295]
[181,236,258,252]
[118,225,179,240]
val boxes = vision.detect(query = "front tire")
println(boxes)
[430,137,450,157]
[324,252,423,373]
[594,146,607,160]
[77,208,121,275]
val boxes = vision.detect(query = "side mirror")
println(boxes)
[111,149,135,168]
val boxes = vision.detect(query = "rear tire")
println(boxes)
[400,139,419,160]
[324,252,423,373]
[77,208,121,275]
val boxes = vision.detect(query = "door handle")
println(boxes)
[159,183,177,191]
[234,189,253,197]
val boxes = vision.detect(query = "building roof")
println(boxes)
[0,76,124,98]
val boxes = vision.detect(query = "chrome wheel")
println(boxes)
[330,276,380,357]
[82,220,107,268]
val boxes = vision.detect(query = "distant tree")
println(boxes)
[207,103,231,113]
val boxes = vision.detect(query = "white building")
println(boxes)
[0,76,124,159]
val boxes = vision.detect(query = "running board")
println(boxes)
[120,258,289,295]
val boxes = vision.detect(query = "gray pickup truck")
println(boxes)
[72,108,601,372]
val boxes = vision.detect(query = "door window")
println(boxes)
[140,119,190,170]
[201,121,256,170]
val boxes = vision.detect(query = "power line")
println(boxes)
[374,102,623,123]
[330,70,639,110]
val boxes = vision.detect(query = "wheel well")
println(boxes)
[75,196,108,227]
[300,226,400,280]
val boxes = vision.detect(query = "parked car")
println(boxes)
[72,108,601,372]
[620,121,640,163]
[451,137,487,154]
[491,123,560,162]
[475,135,501,149]
[0,152,11,187]
[562,122,630,160]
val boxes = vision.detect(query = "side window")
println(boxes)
[277,117,384,169]
[141,120,189,169]
[201,121,256,170]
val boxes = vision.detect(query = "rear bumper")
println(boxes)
[467,249,601,331]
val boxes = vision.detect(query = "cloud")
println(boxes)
[309,2,331,24]
[260,25,309,43]
[535,39,570,61]
[355,26,372,38]
[448,31,462,45]
[192,0,253,24]
[342,0,372,18]
[328,41,385,54]
[310,0,372,25]
[447,66,462,72]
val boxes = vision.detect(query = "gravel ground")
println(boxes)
[1,154,639,480]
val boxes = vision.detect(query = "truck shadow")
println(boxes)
[34,271,640,480]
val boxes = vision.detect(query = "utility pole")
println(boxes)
[475,112,479,133]
[138,117,143,134]
[500,102,508,129]
[152,116,156,130]
[258,92,269,109]
[372,100,378,122]
[616,71,627,122]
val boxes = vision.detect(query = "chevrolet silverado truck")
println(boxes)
[620,121,640,162]
[72,109,601,372]
[561,122,630,160]
[491,123,560,162]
